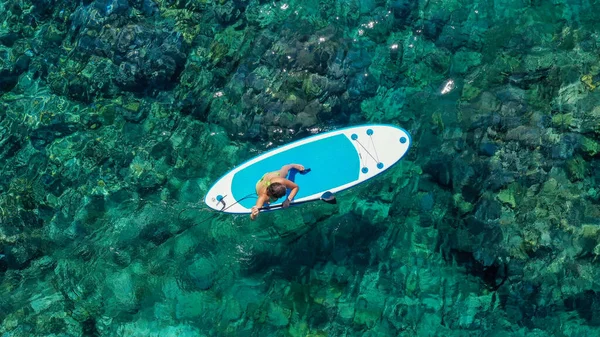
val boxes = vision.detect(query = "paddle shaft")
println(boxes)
[259,198,313,211]
[260,194,335,211]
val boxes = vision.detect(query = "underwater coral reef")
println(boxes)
[1,0,600,336]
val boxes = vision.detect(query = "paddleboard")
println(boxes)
[204,124,411,214]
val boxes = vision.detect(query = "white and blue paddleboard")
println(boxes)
[204,124,411,214]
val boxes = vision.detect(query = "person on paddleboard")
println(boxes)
[250,163,306,220]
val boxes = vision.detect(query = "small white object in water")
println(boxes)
[441,79,455,95]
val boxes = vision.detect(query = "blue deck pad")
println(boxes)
[231,134,360,208]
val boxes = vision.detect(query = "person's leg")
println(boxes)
[287,167,299,181]
[286,167,311,182]
[285,167,307,199]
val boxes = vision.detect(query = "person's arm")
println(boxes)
[278,164,305,177]
[251,194,268,220]
[281,179,299,208]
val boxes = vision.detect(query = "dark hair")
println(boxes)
[267,182,287,199]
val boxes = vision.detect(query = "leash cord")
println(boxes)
[177,193,258,224]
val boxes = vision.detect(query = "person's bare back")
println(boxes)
[250,163,305,220]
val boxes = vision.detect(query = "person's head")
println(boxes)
[267,182,287,199]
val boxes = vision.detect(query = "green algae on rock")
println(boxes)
[3,0,600,336]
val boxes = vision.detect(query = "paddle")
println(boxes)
[260,191,337,211]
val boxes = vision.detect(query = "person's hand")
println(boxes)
[250,206,259,220]
[296,164,305,172]
[282,198,291,209]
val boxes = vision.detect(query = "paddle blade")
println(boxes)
[320,191,337,204]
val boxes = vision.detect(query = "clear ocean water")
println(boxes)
[2,0,600,336]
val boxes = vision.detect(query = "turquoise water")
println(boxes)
[1,0,600,336]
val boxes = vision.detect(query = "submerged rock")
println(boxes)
[2,0,600,336]
[184,257,215,291]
